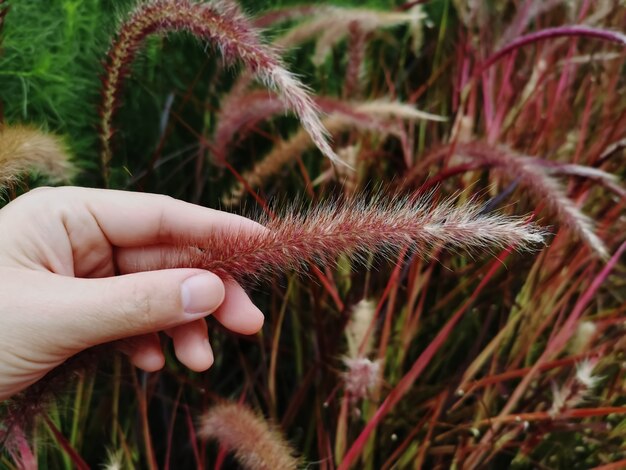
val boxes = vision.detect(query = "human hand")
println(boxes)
[0,187,265,400]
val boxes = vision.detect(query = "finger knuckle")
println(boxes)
[127,284,158,331]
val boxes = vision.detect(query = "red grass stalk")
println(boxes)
[467,241,626,468]
[481,25,626,72]
[43,415,90,470]
[199,402,299,470]
[476,406,626,425]
[593,459,626,470]
[99,0,337,182]
[339,247,517,469]
[137,194,544,282]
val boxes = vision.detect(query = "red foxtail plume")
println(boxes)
[455,142,610,258]
[99,0,338,183]
[127,193,545,282]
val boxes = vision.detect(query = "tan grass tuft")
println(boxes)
[0,125,74,189]
[275,7,426,65]
[200,402,299,470]
[345,298,377,359]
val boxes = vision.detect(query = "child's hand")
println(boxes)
[0,187,265,400]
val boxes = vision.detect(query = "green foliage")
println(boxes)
[0,1,117,168]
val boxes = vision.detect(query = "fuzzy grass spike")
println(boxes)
[274,6,426,65]
[456,142,609,258]
[200,402,299,470]
[100,0,338,182]
[0,125,74,189]
[131,194,545,282]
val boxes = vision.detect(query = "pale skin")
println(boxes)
[0,186,265,401]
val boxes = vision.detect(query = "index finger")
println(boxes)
[65,187,266,247]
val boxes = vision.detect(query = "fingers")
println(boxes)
[117,247,264,335]
[116,244,202,273]
[12,267,262,376]
[167,320,214,372]
[118,333,165,372]
[119,323,215,373]
[214,280,265,335]
[33,186,267,247]
[35,268,226,350]
[117,279,263,373]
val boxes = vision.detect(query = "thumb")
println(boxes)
[44,269,225,349]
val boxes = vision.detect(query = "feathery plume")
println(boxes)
[99,0,338,182]
[541,162,626,198]
[211,90,287,165]
[275,7,426,65]
[102,449,124,470]
[200,402,299,470]
[354,100,446,122]
[1,424,36,470]
[0,125,74,189]
[223,113,398,205]
[131,193,545,283]
[253,5,322,29]
[343,299,381,401]
[455,142,609,258]
[213,91,443,167]
[567,321,598,355]
[343,357,382,401]
[224,101,444,204]
[345,298,377,359]
[549,359,601,417]
[334,145,361,195]
[343,22,368,99]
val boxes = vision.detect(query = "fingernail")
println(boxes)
[181,273,225,316]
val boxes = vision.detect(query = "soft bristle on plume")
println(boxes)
[0,125,74,189]
[130,194,545,282]
[199,402,299,470]
[99,0,338,181]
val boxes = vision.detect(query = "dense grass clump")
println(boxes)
[1,1,626,469]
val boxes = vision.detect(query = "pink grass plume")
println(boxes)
[200,402,299,470]
[129,193,545,282]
